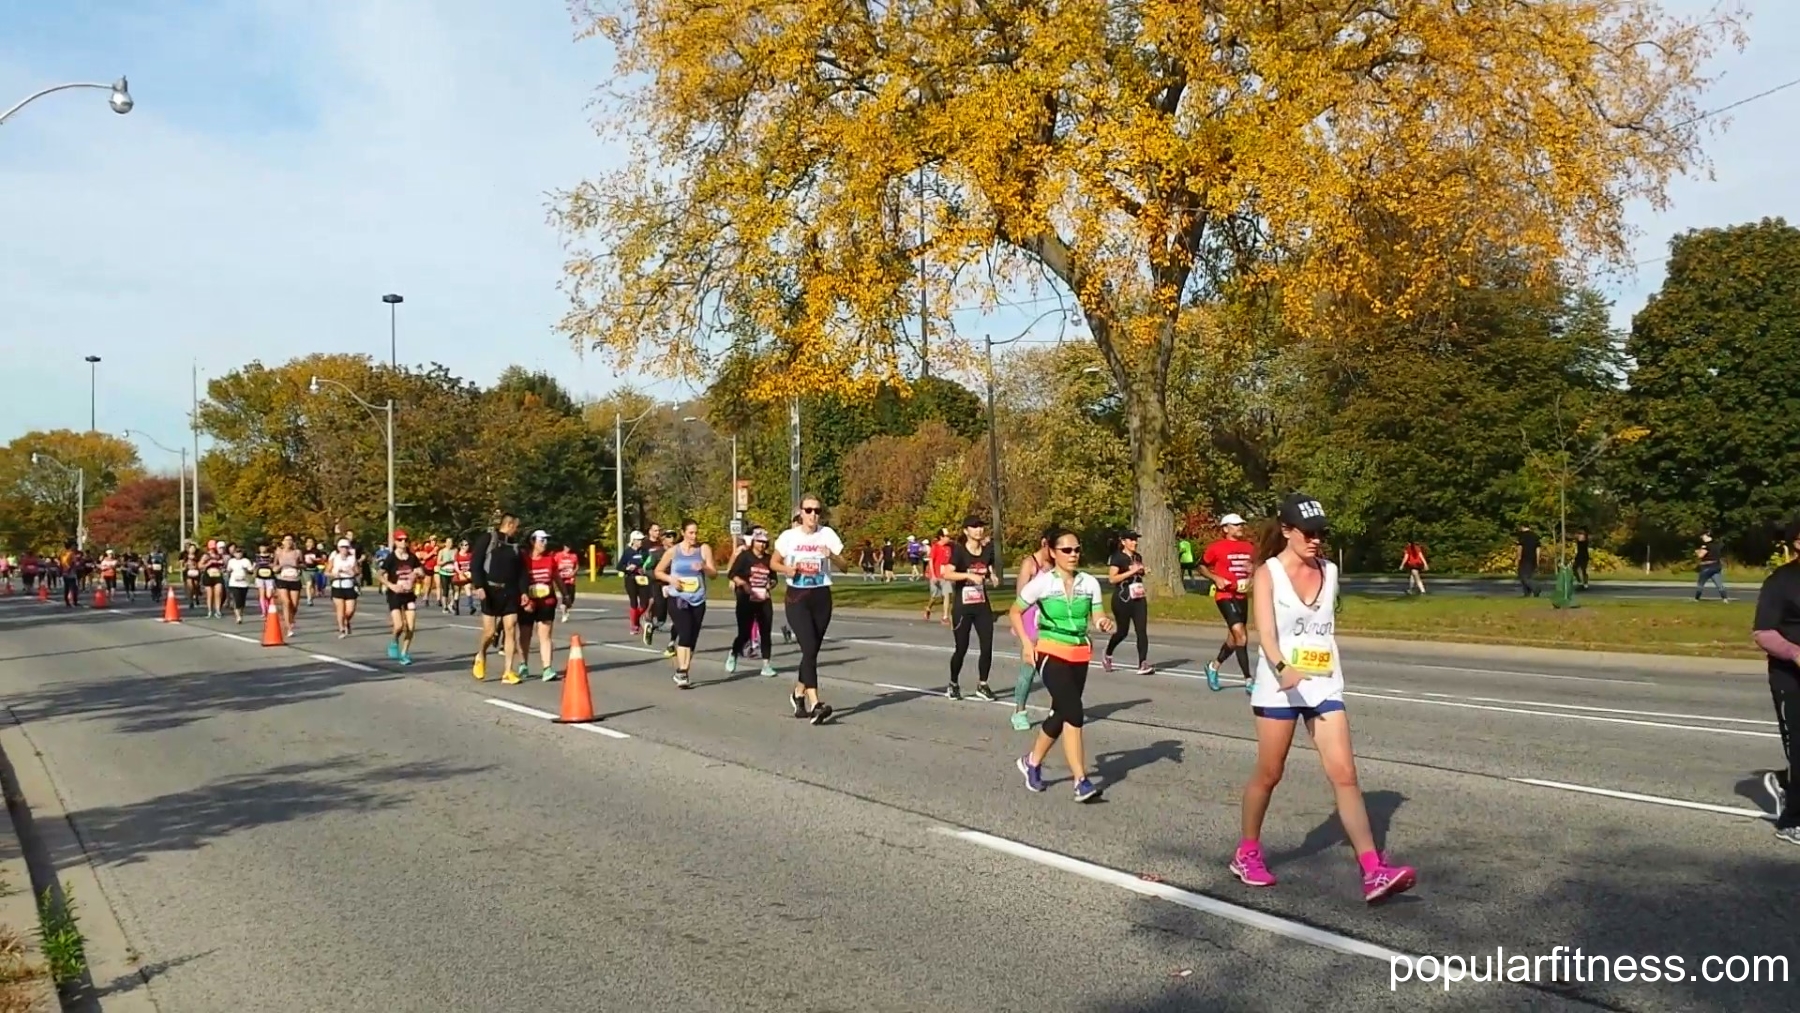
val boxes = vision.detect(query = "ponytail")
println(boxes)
[1252,517,1288,565]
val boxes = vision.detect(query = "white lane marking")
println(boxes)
[1384,664,1653,687]
[214,631,262,645]
[309,653,380,673]
[1511,778,1775,822]
[483,698,632,738]
[940,829,1418,963]
[1342,690,1777,738]
[1396,690,1774,726]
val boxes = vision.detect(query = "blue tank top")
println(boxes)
[668,545,707,605]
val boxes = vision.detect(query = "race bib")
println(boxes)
[206,567,222,578]
[750,585,768,602]
[1128,582,1146,600]
[331,578,356,590]
[529,582,553,598]
[256,567,274,579]
[793,559,824,586]
[1235,578,1249,594]
[676,576,700,594]
[394,572,415,593]
[1287,640,1335,676]
[186,568,200,578]
[279,567,300,581]
[634,574,651,585]
[961,585,986,605]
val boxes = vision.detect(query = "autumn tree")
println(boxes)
[553,0,1739,596]
[86,477,186,551]
[0,430,143,551]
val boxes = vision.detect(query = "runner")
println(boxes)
[1231,493,1417,902]
[1178,534,1196,584]
[727,527,777,677]
[201,541,226,618]
[58,542,81,608]
[273,535,303,638]
[943,515,1000,701]
[1010,529,1056,731]
[654,520,717,689]
[254,542,277,616]
[555,541,581,623]
[1200,514,1255,693]
[517,531,563,682]
[770,495,843,724]
[470,512,524,682]
[619,531,650,635]
[722,528,761,659]
[434,538,458,614]
[146,545,166,603]
[182,546,202,610]
[1753,515,1800,846]
[1104,530,1152,674]
[122,550,141,601]
[98,549,119,599]
[451,538,473,615]
[1401,540,1428,595]
[380,530,422,665]
[639,523,668,647]
[301,537,322,607]
[923,529,953,624]
[326,538,361,637]
[1010,528,1111,802]
[225,544,256,624]
[20,552,36,595]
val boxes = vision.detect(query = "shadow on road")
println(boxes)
[6,662,401,734]
[1095,738,1185,788]
[58,755,489,870]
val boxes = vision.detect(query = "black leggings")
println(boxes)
[1107,596,1148,662]
[733,596,773,658]
[784,589,833,690]
[1774,686,1800,830]
[950,607,994,684]
[670,600,706,649]
[650,589,670,626]
[62,576,79,606]
[624,578,648,612]
[1039,655,1089,739]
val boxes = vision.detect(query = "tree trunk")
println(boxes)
[1123,382,1183,599]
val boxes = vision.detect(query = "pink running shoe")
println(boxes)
[1101,655,1115,673]
[1229,846,1276,887]
[1362,859,1416,903]
[1136,662,1154,675]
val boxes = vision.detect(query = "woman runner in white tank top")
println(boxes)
[1230,493,1416,904]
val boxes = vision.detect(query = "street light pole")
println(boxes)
[85,355,101,432]
[0,77,133,126]
[191,362,201,540]
[382,294,404,369]
[124,430,186,551]
[984,335,1003,567]
[614,406,656,560]
[789,397,802,517]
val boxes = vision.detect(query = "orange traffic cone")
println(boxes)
[36,583,48,602]
[261,603,285,647]
[554,635,598,724]
[92,585,110,609]
[160,587,182,624]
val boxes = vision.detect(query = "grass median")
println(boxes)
[576,575,1759,658]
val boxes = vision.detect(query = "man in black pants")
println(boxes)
[1516,525,1541,598]
[1754,515,1800,847]
[470,511,523,681]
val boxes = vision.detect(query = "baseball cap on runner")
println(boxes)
[961,515,986,529]
[628,530,644,542]
[336,539,351,549]
[530,530,549,541]
[392,529,408,541]
[1278,493,1329,534]
[1219,513,1245,527]
[751,527,769,542]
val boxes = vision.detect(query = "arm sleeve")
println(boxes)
[470,532,490,586]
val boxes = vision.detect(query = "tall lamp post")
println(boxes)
[30,453,85,549]
[984,307,1080,571]
[123,430,188,550]
[0,77,132,127]
[682,416,740,530]
[84,355,102,431]
[381,294,404,368]
[613,406,658,562]
[309,377,395,545]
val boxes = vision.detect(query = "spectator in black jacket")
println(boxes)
[470,512,524,681]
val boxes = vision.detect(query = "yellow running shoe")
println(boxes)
[472,656,487,681]
[501,670,522,685]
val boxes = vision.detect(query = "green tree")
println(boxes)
[1613,217,1800,561]
[0,430,143,551]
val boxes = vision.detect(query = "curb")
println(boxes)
[0,710,158,1013]
[574,590,1762,675]
[0,762,57,1013]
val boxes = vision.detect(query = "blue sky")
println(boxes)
[2,1,1796,472]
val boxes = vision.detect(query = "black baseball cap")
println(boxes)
[1278,493,1329,534]
[961,515,986,529]
[1118,529,1140,540]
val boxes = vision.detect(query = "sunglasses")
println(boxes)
[1053,545,1081,555]
[800,506,821,514]
[1299,530,1328,541]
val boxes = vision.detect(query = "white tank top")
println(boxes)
[1250,557,1345,710]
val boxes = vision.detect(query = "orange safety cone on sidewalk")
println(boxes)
[261,602,285,646]
[37,583,49,602]
[92,585,110,609]
[160,587,182,624]
[554,635,598,724]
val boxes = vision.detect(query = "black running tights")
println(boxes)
[950,607,994,684]
[1107,597,1147,662]
[784,590,833,690]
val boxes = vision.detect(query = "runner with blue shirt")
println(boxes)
[654,520,718,689]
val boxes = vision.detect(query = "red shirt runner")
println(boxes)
[1202,538,1256,599]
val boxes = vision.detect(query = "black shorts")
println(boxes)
[275,579,302,592]
[1216,597,1248,627]
[386,592,417,612]
[1404,564,1422,574]
[202,575,222,587]
[480,585,519,618]
[331,586,359,601]
[229,585,250,608]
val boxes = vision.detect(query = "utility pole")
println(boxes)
[916,163,929,378]
[788,397,802,517]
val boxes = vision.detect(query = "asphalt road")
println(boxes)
[0,591,1791,1012]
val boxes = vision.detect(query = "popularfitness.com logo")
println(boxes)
[1390,948,1790,991]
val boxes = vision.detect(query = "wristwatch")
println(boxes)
[1274,661,1288,674]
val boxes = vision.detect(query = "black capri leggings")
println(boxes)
[650,588,670,626]
[624,578,648,612]
[670,600,707,649]
[950,607,994,684]
[1107,596,1148,663]
[733,596,773,659]
[784,589,833,690]
[1039,654,1089,739]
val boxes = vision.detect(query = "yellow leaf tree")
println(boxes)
[552,0,1742,595]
